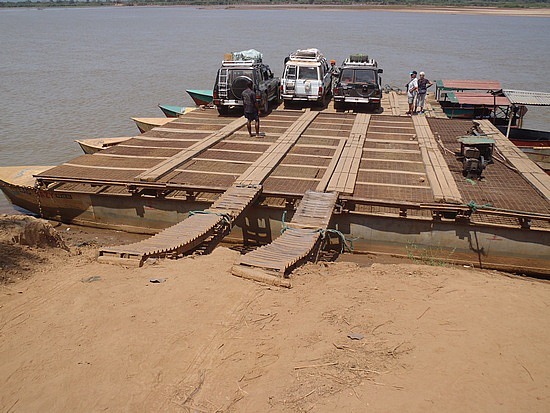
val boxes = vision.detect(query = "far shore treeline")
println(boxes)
[1,0,549,9]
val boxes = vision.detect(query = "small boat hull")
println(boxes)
[497,126,550,148]
[131,117,174,133]
[158,104,186,118]
[494,126,550,173]
[186,89,213,106]
[521,148,550,173]
[0,166,53,214]
[75,137,133,154]
[157,105,198,118]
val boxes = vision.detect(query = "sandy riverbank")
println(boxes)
[205,4,550,17]
[1,215,550,412]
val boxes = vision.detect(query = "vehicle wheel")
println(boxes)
[334,100,344,111]
[231,76,253,99]
[316,95,326,108]
[217,105,229,116]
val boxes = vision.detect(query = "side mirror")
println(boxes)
[378,69,384,74]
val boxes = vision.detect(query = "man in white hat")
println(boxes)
[415,71,433,114]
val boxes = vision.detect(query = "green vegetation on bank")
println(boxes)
[1,0,548,7]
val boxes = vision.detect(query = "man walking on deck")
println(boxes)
[406,71,418,115]
[242,80,261,137]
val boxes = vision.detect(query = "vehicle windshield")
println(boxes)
[298,67,318,80]
[355,69,376,84]
[340,68,354,83]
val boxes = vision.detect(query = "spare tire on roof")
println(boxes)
[231,76,252,99]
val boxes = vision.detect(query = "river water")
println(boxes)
[1,6,549,213]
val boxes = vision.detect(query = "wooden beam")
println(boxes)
[413,116,463,204]
[326,113,371,194]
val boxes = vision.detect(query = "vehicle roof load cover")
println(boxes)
[226,49,263,63]
[343,54,377,67]
[349,54,369,63]
[289,48,324,62]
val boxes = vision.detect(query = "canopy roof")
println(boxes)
[446,92,510,106]
[502,89,550,106]
[436,79,502,91]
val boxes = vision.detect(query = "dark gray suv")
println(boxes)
[213,51,280,116]
[333,54,383,111]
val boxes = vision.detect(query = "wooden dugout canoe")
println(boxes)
[75,137,133,154]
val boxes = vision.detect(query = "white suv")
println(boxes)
[280,48,333,107]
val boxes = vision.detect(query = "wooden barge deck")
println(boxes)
[2,91,550,279]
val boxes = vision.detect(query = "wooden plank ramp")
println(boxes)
[477,120,550,200]
[326,113,370,194]
[231,190,339,288]
[98,184,261,267]
[413,116,463,204]
[387,91,402,116]
[97,111,318,267]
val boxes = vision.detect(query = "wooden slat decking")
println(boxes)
[236,110,318,185]
[388,91,402,115]
[326,113,371,194]
[29,103,550,253]
[477,120,550,200]
[136,117,247,182]
[413,115,463,204]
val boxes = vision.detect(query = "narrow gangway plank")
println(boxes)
[98,184,261,266]
[232,190,339,287]
[412,115,463,204]
[326,113,370,194]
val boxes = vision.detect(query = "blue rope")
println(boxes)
[281,210,354,253]
[322,229,354,253]
[280,210,289,234]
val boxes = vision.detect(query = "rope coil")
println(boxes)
[281,210,354,253]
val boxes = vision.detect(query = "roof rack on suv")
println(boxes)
[288,48,324,62]
[221,49,263,66]
[343,54,378,67]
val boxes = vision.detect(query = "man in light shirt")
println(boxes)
[406,70,418,115]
